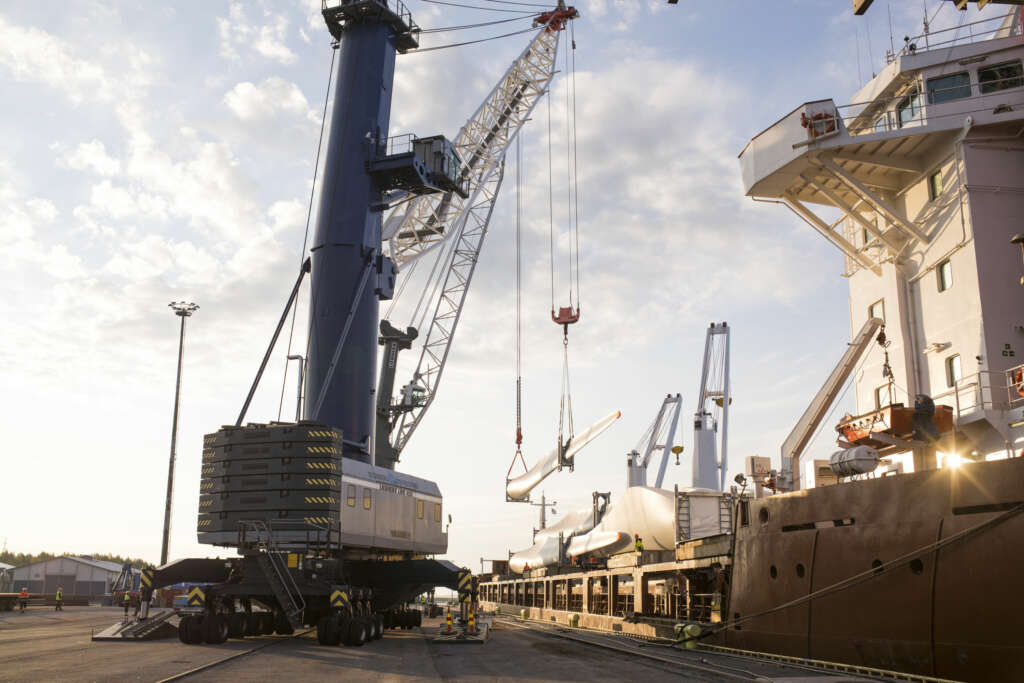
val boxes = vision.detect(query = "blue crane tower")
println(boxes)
[305,1,463,465]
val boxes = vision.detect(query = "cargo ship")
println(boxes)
[481,8,1024,681]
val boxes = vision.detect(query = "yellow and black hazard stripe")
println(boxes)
[197,519,212,528]
[305,477,340,487]
[199,497,213,508]
[141,570,154,589]
[304,516,336,525]
[330,589,351,609]
[306,445,340,455]
[201,465,214,475]
[186,586,205,607]
[304,496,338,504]
[203,435,216,446]
[308,429,338,438]
[305,461,339,471]
[202,448,215,461]
[200,480,214,491]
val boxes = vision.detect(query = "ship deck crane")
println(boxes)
[693,322,731,491]
[626,394,683,489]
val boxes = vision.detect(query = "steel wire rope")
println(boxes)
[418,14,535,33]
[475,0,551,7]
[547,80,556,313]
[564,35,574,309]
[513,131,526,471]
[277,44,337,421]
[420,0,538,14]
[409,25,539,53]
[569,19,581,314]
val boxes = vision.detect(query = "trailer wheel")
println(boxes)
[245,613,261,636]
[414,610,422,628]
[259,612,274,635]
[228,613,247,639]
[203,614,229,644]
[374,615,384,640]
[273,612,294,635]
[347,618,366,646]
[317,615,340,645]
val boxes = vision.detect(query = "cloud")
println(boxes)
[223,77,314,123]
[0,15,111,103]
[218,3,298,66]
[60,140,122,177]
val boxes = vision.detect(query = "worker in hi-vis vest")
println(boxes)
[18,588,28,613]
[122,591,131,617]
[55,587,64,611]
[634,534,644,553]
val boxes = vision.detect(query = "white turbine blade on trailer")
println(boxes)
[506,411,620,501]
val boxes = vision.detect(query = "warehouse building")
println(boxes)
[9,556,138,597]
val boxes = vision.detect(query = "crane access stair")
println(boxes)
[91,608,178,641]
[246,521,306,629]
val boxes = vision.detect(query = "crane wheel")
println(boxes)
[374,615,384,640]
[228,613,247,639]
[178,615,193,644]
[245,613,261,636]
[347,618,366,646]
[414,610,422,627]
[203,614,229,644]
[259,613,275,635]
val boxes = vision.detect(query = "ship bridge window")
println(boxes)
[937,259,952,292]
[979,60,1023,94]
[873,113,890,133]
[928,170,942,201]
[946,354,962,388]
[416,499,424,519]
[434,502,442,523]
[347,484,356,507]
[927,72,971,104]
[363,488,372,510]
[897,89,923,127]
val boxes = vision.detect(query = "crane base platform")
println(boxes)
[92,609,178,641]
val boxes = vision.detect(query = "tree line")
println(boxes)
[0,551,153,570]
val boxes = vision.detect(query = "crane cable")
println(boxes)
[509,133,529,479]
[551,31,580,452]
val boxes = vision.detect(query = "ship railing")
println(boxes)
[930,370,1020,420]
[887,13,1021,64]
[1006,362,1024,409]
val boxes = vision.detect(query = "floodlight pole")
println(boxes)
[161,301,199,567]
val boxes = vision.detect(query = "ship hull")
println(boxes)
[725,456,1024,682]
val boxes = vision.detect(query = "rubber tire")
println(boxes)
[414,610,422,627]
[260,613,274,635]
[348,618,366,647]
[246,613,261,636]
[374,615,384,640]
[186,615,205,645]
[362,617,377,642]
[228,613,247,639]
[274,612,294,635]
[203,614,229,644]
[316,615,332,645]
[178,615,193,644]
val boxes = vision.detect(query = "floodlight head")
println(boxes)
[169,301,199,317]
[734,473,748,487]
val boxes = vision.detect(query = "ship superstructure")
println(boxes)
[740,9,1024,484]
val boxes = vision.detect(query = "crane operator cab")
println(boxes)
[369,134,469,199]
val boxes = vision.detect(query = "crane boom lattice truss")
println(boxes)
[387,23,566,457]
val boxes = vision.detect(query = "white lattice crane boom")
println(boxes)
[375,6,579,466]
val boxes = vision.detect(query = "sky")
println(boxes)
[0,0,1009,571]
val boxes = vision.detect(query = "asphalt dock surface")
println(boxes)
[0,606,877,681]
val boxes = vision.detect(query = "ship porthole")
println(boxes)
[909,558,924,575]
[769,565,777,579]
[795,563,805,578]
[758,508,769,525]
[871,559,884,575]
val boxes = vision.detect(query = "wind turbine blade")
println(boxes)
[505,411,620,501]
